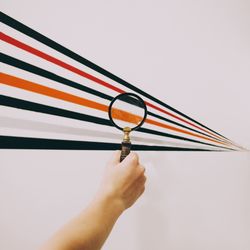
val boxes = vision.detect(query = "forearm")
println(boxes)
[40,193,124,250]
[40,151,146,250]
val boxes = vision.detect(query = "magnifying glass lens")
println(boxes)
[108,93,147,162]
[109,94,146,130]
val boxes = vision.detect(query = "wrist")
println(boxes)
[94,190,125,218]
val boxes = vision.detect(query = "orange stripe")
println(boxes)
[145,118,227,146]
[0,72,228,146]
[0,72,141,124]
[1,73,108,113]
[111,109,143,126]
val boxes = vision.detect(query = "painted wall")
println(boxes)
[1,1,250,249]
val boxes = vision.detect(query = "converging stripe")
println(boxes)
[0,53,228,144]
[0,12,230,142]
[0,136,221,151]
[0,95,234,151]
[0,72,230,147]
[0,26,232,143]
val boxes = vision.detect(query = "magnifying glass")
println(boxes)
[108,93,147,162]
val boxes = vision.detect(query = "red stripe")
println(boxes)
[0,32,124,94]
[145,101,219,138]
[0,31,227,142]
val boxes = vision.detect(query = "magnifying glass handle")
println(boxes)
[120,127,132,162]
[120,141,131,162]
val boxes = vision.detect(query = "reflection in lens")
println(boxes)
[109,93,147,131]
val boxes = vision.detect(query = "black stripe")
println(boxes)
[0,136,218,151]
[147,111,226,143]
[0,53,112,101]
[0,95,232,151]
[0,11,230,141]
[138,128,233,151]
[0,53,225,144]
[0,95,111,126]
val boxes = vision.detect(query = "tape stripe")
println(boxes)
[0,136,219,151]
[0,30,227,142]
[0,72,229,147]
[0,53,112,100]
[0,53,227,143]
[0,16,230,141]
[0,95,233,151]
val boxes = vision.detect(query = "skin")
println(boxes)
[40,151,146,250]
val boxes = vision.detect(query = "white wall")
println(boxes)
[1,1,250,249]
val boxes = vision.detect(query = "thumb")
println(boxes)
[120,152,139,168]
[107,150,121,166]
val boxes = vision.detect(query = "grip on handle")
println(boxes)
[120,141,131,162]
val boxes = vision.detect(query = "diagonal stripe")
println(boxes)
[0,53,112,100]
[0,31,124,93]
[1,116,202,148]
[0,53,228,144]
[0,72,230,147]
[0,27,231,143]
[0,95,234,151]
[0,136,220,151]
[0,72,141,125]
[0,11,228,141]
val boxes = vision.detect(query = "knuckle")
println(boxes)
[137,169,146,182]
[138,165,145,175]
[130,152,139,163]
[136,168,143,177]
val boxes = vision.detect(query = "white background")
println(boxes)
[1,1,250,249]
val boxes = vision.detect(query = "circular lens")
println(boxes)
[108,93,147,131]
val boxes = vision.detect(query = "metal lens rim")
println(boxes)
[108,92,147,131]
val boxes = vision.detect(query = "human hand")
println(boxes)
[96,151,147,213]
[39,151,146,250]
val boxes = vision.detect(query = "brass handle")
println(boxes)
[120,141,132,162]
[120,127,131,162]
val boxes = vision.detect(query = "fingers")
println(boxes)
[103,150,147,210]
[107,151,138,167]
[120,152,146,183]
[107,150,121,166]
[136,169,147,184]
[139,185,146,197]
[133,164,146,181]
[132,171,147,201]
[107,151,146,182]
[121,152,139,168]
[109,151,139,169]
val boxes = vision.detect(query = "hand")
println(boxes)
[96,151,147,212]
[39,151,146,250]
